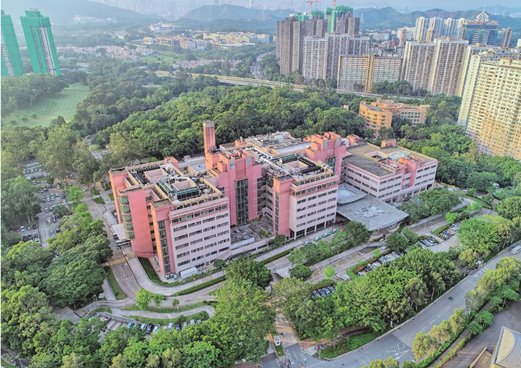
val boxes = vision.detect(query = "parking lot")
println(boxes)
[356,251,402,277]
[37,183,68,246]
[13,161,69,247]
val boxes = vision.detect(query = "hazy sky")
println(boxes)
[327,0,520,11]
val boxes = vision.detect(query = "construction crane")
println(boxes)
[306,0,321,14]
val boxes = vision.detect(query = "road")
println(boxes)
[263,249,521,368]
[443,299,521,367]
[190,73,419,100]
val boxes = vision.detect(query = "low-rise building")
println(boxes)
[359,100,429,131]
[109,124,437,276]
[109,158,232,276]
[359,101,393,134]
[341,137,438,203]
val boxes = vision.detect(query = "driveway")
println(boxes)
[443,300,521,367]
[262,249,521,367]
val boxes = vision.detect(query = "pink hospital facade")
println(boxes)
[109,122,437,276]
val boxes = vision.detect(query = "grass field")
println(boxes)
[105,267,127,300]
[3,83,90,127]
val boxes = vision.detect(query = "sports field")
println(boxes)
[2,83,90,128]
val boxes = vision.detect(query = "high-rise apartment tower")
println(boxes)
[1,11,24,76]
[21,9,61,75]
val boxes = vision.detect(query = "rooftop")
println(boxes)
[337,184,367,204]
[345,142,435,177]
[491,327,521,368]
[115,158,224,206]
[336,195,409,231]
[246,131,311,156]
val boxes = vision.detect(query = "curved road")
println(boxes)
[273,248,521,368]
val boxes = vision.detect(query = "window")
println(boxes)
[236,179,249,226]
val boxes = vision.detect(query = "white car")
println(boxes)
[511,245,521,255]
[274,335,282,347]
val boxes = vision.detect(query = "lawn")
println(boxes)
[105,267,127,300]
[128,311,209,325]
[319,331,383,359]
[1,359,16,368]
[3,83,90,127]
[93,196,105,204]
[122,301,207,313]
[138,257,172,286]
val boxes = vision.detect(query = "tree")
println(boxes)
[387,232,410,253]
[405,277,428,311]
[182,341,220,368]
[108,132,145,167]
[459,215,515,258]
[1,176,41,225]
[73,141,100,184]
[213,259,225,269]
[97,328,145,368]
[171,298,180,310]
[1,285,54,355]
[211,279,275,365]
[272,277,311,322]
[496,197,521,220]
[62,352,86,368]
[445,212,458,225]
[447,308,467,334]
[324,266,336,279]
[466,172,498,193]
[411,332,437,361]
[225,257,271,288]
[122,337,149,368]
[2,241,55,289]
[458,248,479,268]
[136,289,153,310]
[289,265,312,280]
[468,321,484,336]
[474,311,493,329]
[38,123,79,180]
[66,186,84,205]
[45,251,106,307]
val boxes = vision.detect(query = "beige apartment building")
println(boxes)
[337,55,402,93]
[402,41,436,91]
[465,58,521,160]
[428,39,469,95]
[458,48,520,125]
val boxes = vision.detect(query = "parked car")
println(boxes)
[511,245,521,255]
[175,323,182,331]
[152,324,161,333]
[140,323,147,331]
[127,322,135,329]
[167,322,174,329]
[274,335,282,347]
[146,324,154,334]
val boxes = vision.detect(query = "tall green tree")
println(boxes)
[38,124,79,180]
[225,257,272,288]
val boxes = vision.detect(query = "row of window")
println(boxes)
[177,246,230,267]
[292,182,336,197]
[171,205,228,224]
[296,212,335,228]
